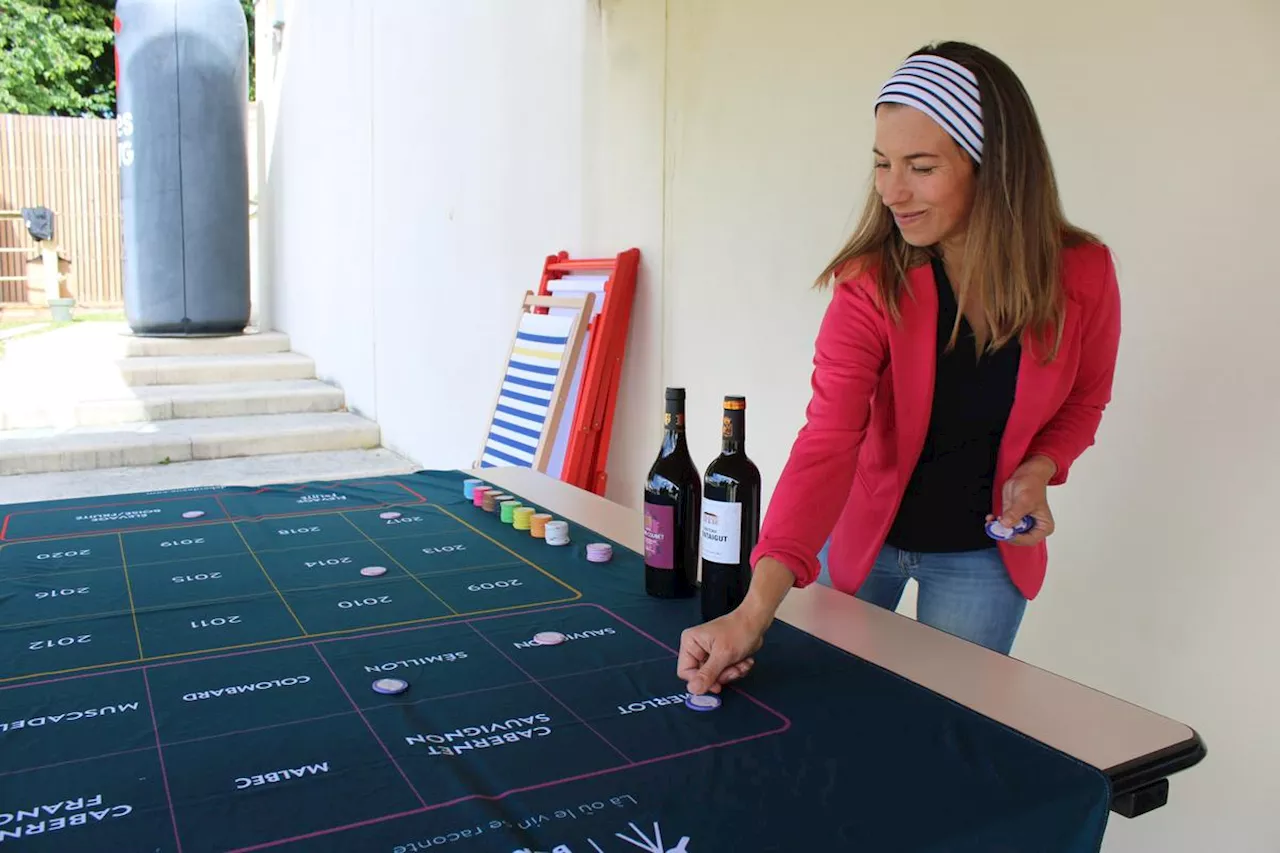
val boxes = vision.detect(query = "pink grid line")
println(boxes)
[226,723,791,853]
[466,621,634,765]
[142,667,185,853]
[309,642,428,809]
[0,655,679,779]
[1,481,425,543]
[0,600,585,693]
[0,603,793,853]
[222,605,790,852]
[0,744,156,778]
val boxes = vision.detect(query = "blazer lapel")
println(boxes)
[997,294,1083,485]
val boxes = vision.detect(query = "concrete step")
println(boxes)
[117,352,315,386]
[0,323,290,360]
[0,379,347,430]
[120,330,292,357]
[0,412,381,476]
[0,448,419,505]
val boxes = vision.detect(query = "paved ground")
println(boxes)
[0,322,49,341]
[0,448,421,504]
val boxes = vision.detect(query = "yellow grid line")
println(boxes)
[227,520,309,637]
[0,597,580,685]
[429,504,581,601]
[0,558,548,632]
[0,494,428,549]
[0,502,583,685]
[335,511,459,616]
[116,517,481,570]
[0,523,499,582]
[117,533,145,663]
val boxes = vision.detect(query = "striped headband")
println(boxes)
[875,54,983,163]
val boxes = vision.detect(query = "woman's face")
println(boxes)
[872,104,977,254]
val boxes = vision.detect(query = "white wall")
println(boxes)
[258,0,588,457]
[256,0,377,415]
[650,2,1278,850]
[578,0,667,511]
[260,0,1278,848]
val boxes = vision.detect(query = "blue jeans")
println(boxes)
[818,540,1026,655]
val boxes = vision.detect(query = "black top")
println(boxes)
[886,256,1021,553]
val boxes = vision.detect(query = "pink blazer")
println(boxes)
[750,240,1122,600]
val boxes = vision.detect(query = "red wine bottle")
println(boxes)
[700,396,761,621]
[643,387,701,598]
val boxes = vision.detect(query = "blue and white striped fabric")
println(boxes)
[479,312,574,469]
[875,53,983,163]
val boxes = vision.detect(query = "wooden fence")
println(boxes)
[0,113,123,307]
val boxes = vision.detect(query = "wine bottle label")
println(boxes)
[643,503,674,569]
[700,498,742,563]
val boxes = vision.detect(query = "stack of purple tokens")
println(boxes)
[586,543,612,563]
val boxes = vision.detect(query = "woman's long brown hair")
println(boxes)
[816,41,1098,361]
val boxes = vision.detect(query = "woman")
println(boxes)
[678,41,1121,695]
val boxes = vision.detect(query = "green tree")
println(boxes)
[0,0,255,117]
[0,0,115,115]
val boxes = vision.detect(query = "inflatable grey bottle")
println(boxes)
[115,0,250,336]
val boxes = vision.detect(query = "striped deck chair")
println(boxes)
[475,291,595,472]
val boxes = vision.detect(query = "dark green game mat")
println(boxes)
[0,470,1112,852]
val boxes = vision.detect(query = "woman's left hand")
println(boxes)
[989,456,1057,546]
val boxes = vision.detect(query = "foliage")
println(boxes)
[0,0,115,116]
[0,0,256,117]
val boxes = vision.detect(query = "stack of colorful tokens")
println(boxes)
[473,486,493,507]
[586,542,612,563]
[499,500,522,523]
[512,506,535,531]
[529,513,553,538]
[544,520,570,546]
[463,478,483,499]
[482,491,506,512]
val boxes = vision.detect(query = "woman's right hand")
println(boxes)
[676,556,796,695]
[676,607,768,696]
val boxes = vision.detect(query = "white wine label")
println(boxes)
[700,498,742,563]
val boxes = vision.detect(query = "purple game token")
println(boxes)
[372,678,409,695]
[380,511,402,520]
[985,515,1035,541]
[182,510,205,519]
[684,693,721,712]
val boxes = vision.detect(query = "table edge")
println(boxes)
[464,467,1206,792]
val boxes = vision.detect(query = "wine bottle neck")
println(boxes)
[662,406,688,455]
[721,405,745,454]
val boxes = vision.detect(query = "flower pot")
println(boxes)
[49,298,75,323]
